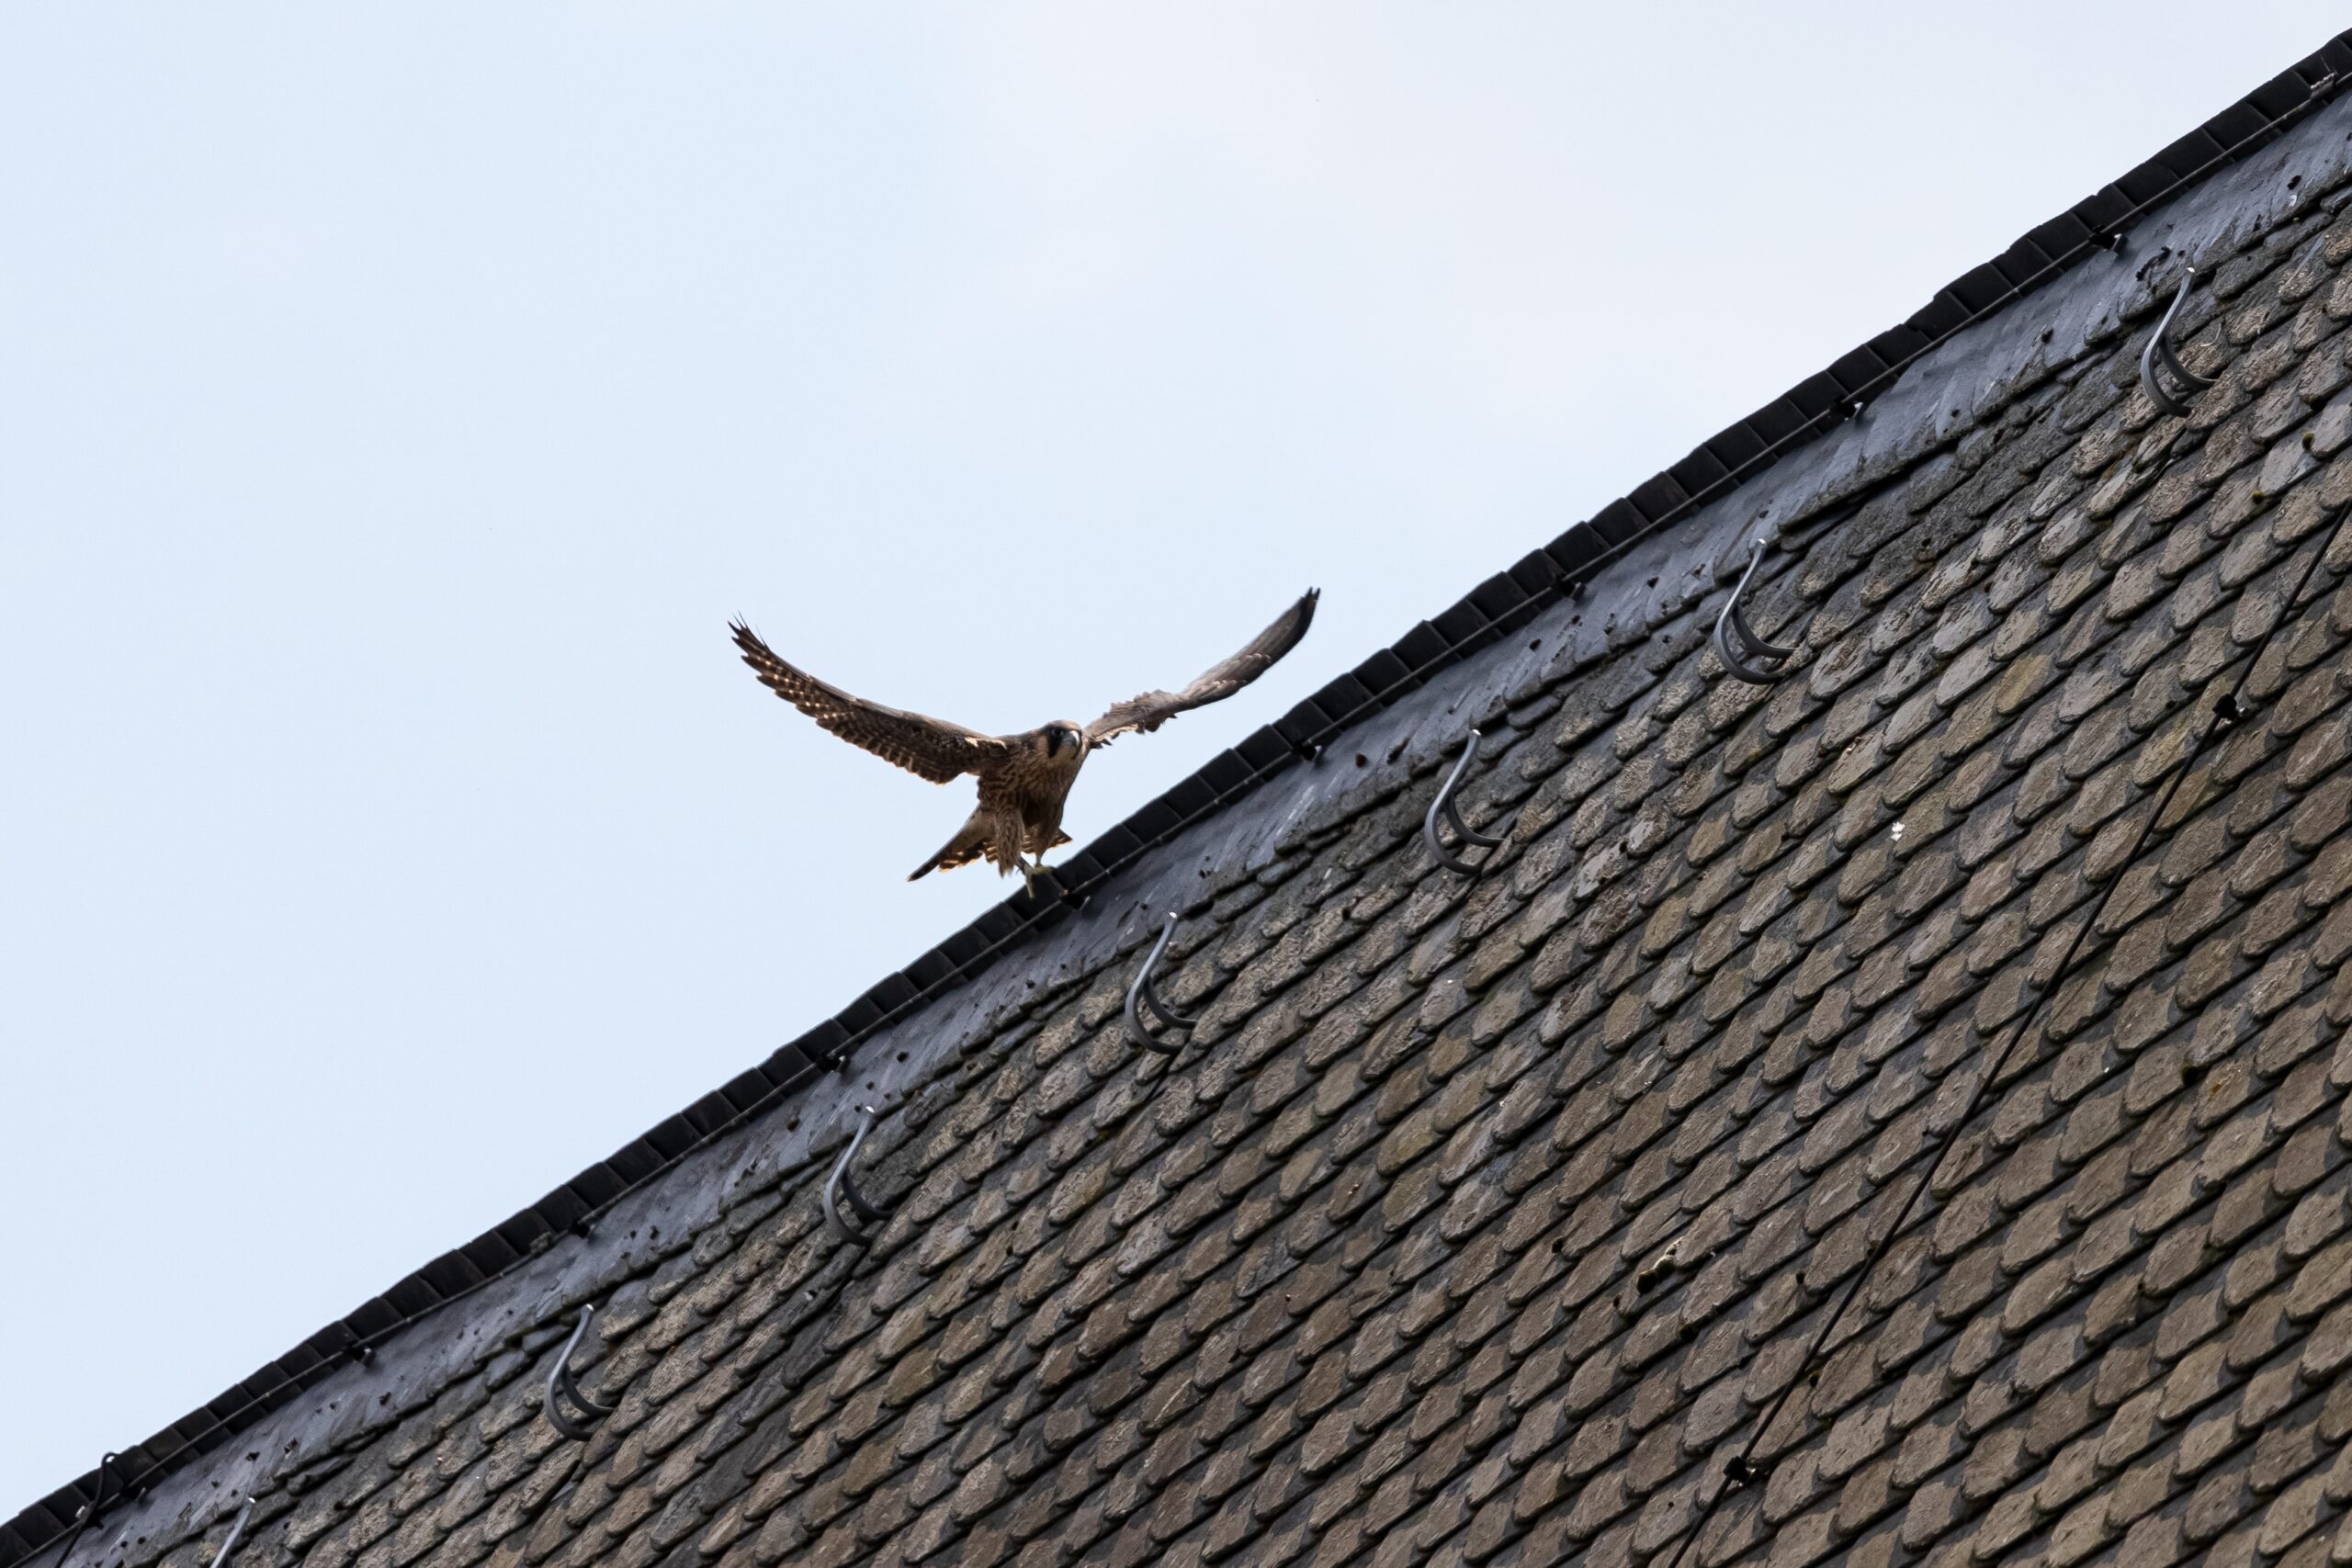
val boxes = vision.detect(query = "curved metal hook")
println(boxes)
[1423,730,1518,876]
[1711,539,1795,685]
[823,1107,897,1247]
[57,1452,119,1568]
[541,1306,616,1440]
[1124,914,1196,1055]
[209,1498,255,1568]
[2139,268,2215,417]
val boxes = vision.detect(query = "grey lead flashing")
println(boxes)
[15,34,2352,1568]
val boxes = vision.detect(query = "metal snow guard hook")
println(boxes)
[209,1499,255,1567]
[2140,268,2216,417]
[56,1451,119,1568]
[1424,729,1517,875]
[823,1105,897,1247]
[542,1305,617,1440]
[1712,539,1795,685]
[1125,913,1197,1055]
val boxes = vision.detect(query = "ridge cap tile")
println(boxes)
[25,31,2352,1568]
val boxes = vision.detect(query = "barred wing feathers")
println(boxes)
[1086,589,1319,744]
[729,621,1002,784]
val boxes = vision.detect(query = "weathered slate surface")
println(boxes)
[24,55,2352,1568]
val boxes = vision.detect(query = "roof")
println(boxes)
[15,27,2352,1568]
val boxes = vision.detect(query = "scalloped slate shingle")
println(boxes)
[21,53,2352,1568]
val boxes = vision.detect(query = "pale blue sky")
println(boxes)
[1,2,2336,1511]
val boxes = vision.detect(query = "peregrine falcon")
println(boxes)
[729,589,1318,886]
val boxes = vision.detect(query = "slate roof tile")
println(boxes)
[35,52,2352,1568]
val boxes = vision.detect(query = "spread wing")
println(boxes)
[729,621,1002,784]
[1086,588,1319,744]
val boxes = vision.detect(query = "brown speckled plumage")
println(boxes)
[729,589,1317,880]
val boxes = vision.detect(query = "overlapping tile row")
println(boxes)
[21,43,2352,1568]
[68,156,2352,1568]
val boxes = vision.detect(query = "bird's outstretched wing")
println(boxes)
[1086,588,1319,744]
[729,621,1004,784]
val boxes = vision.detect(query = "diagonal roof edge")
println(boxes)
[10,28,2352,1567]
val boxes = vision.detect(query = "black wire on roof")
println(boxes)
[8,31,2350,1568]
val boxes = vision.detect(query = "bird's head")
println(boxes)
[1044,723,1086,760]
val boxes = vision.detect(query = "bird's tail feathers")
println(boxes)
[906,822,1072,882]
[910,817,989,881]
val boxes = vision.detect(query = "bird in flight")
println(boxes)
[729,589,1318,888]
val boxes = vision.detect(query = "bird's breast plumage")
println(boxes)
[994,739,1084,802]
[972,733,1079,832]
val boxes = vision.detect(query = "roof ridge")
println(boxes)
[10,28,2351,1566]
